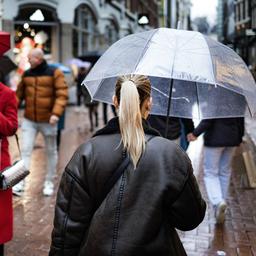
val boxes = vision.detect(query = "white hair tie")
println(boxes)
[122,80,136,88]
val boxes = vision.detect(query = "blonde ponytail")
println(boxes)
[115,75,151,169]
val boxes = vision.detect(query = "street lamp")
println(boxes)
[138,14,149,25]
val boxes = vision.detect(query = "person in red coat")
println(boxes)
[0,82,18,256]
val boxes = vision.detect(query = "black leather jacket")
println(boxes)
[49,118,206,256]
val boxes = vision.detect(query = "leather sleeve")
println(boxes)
[181,118,194,135]
[167,166,206,231]
[49,144,93,256]
[192,119,213,137]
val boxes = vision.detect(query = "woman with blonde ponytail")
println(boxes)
[50,75,206,256]
[114,75,151,168]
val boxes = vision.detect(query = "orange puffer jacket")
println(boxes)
[16,60,68,122]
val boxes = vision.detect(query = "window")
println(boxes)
[73,4,99,56]
[245,0,249,19]
[105,20,119,46]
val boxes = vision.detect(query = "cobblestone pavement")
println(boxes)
[5,106,256,256]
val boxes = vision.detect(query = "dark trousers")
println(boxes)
[103,103,117,124]
[0,244,4,256]
[77,90,83,106]
[57,130,61,152]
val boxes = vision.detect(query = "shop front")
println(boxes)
[14,4,60,74]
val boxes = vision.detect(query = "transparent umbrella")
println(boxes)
[82,28,256,119]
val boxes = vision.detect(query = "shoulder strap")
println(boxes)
[94,135,156,211]
[98,152,130,207]
[15,134,22,159]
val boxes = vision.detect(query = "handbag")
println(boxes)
[0,134,30,190]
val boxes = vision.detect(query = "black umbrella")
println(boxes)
[79,50,104,66]
[0,56,17,77]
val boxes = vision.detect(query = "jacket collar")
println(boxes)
[30,60,47,73]
[93,117,160,138]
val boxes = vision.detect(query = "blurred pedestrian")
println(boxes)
[56,111,65,152]
[15,48,68,196]
[148,114,194,147]
[102,102,117,124]
[187,117,244,224]
[49,75,206,256]
[0,82,18,256]
[83,86,99,132]
[76,67,87,110]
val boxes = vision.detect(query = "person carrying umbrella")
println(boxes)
[49,74,206,256]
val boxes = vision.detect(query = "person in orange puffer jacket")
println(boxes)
[15,48,68,197]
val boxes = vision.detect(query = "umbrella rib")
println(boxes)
[202,36,217,86]
[176,33,200,51]
[133,29,159,73]
[165,33,179,135]
[161,31,176,50]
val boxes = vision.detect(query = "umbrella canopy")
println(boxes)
[66,58,91,69]
[79,51,104,65]
[0,32,10,55]
[48,63,71,74]
[82,28,256,119]
[0,56,17,77]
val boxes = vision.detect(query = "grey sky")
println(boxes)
[191,0,218,25]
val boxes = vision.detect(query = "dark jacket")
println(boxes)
[49,118,206,256]
[192,118,244,147]
[148,115,194,140]
[16,60,68,122]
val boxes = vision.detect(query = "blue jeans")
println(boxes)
[203,146,235,206]
[21,118,58,182]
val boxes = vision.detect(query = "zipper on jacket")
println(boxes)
[34,77,38,121]
[111,173,126,256]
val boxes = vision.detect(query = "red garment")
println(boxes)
[0,82,18,244]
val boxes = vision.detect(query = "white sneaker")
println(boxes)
[12,180,25,196]
[215,201,227,224]
[43,181,54,196]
